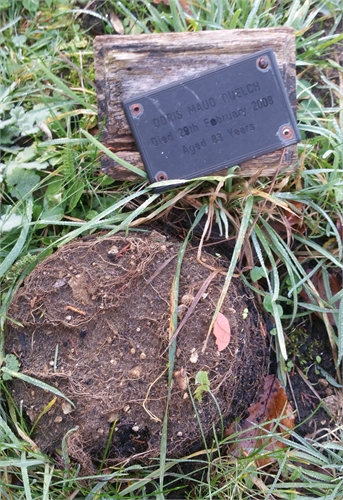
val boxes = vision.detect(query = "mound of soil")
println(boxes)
[5,231,268,470]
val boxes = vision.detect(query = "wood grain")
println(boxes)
[94,28,298,180]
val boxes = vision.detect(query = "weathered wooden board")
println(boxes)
[94,28,298,181]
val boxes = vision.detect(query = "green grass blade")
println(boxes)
[81,128,148,178]
[336,297,343,367]
[204,195,253,351]
[55,188,151,246]
[42,463,54,500]
[0,457,44,467]
[159,205,207,493]
[294,234,343,269]
[21,451,33,500]
[0,197,33,278]
[1,368,75,407]
[37,62,94,111]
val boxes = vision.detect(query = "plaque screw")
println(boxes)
[130,103,143,116]
[281,126,294,140]
[257,56,269,70]
[155,171,168,182]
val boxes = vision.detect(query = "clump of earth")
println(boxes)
[5,231,268,471]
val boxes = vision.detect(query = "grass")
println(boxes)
[1,0,343,497]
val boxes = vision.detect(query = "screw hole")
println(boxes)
[130,103,143,116]
[281,126,294,139]
[257,56,269,70]
[155,171,168,182]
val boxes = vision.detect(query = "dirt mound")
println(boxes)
[5,231,268,469]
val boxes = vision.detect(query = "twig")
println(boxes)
[146,254,177,285]
[65,305,86,316]
[69,337,79,356]
[244,148,285,245]
[286,371,300,421]
[115,243,131,259]
[295,365,322,401]
[54,343,59,373]
[57,51,96,89]
[162,270,219,355]
[142,367,168,422]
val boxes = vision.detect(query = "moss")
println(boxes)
[287,327,323,370]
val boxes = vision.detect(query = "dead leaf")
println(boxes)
[109,9,124,34]
[267,202,305,241]
[300,269,341,325]
[213,312,231,351]
[284,201,304,228]
[68,273,91,305]
[225,375,294,466]
[323,391,343,421]
[153,0,192,15]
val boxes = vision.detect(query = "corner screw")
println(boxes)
[257,56,270,70]
[155,171,168,182]
[130,103,143,116]
[281,126,294,140]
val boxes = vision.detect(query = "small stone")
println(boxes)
[140,352,146,360]
[174,368,188,391]
[136,327,141,332]
[177,304,188,320]
[183,393,189,399]
[107,412,118,423]
[49,360,54,366]
[124,405,130,413]
[62,402,73,415]
[97,428,104,435]
[108,245,119,257]
[189,351,198,363]
[65,315,72,321]
[132,425,139,432]
[181,294,194,306]
[54,416,63,423]
[177,431,183,437]
[31,390,35,397]
[318,378,329,388]
[130,347,136,355]
[128,366,141,378]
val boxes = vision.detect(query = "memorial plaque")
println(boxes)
[122,48,300,187]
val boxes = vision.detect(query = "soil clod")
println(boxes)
[5,232,268,468]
